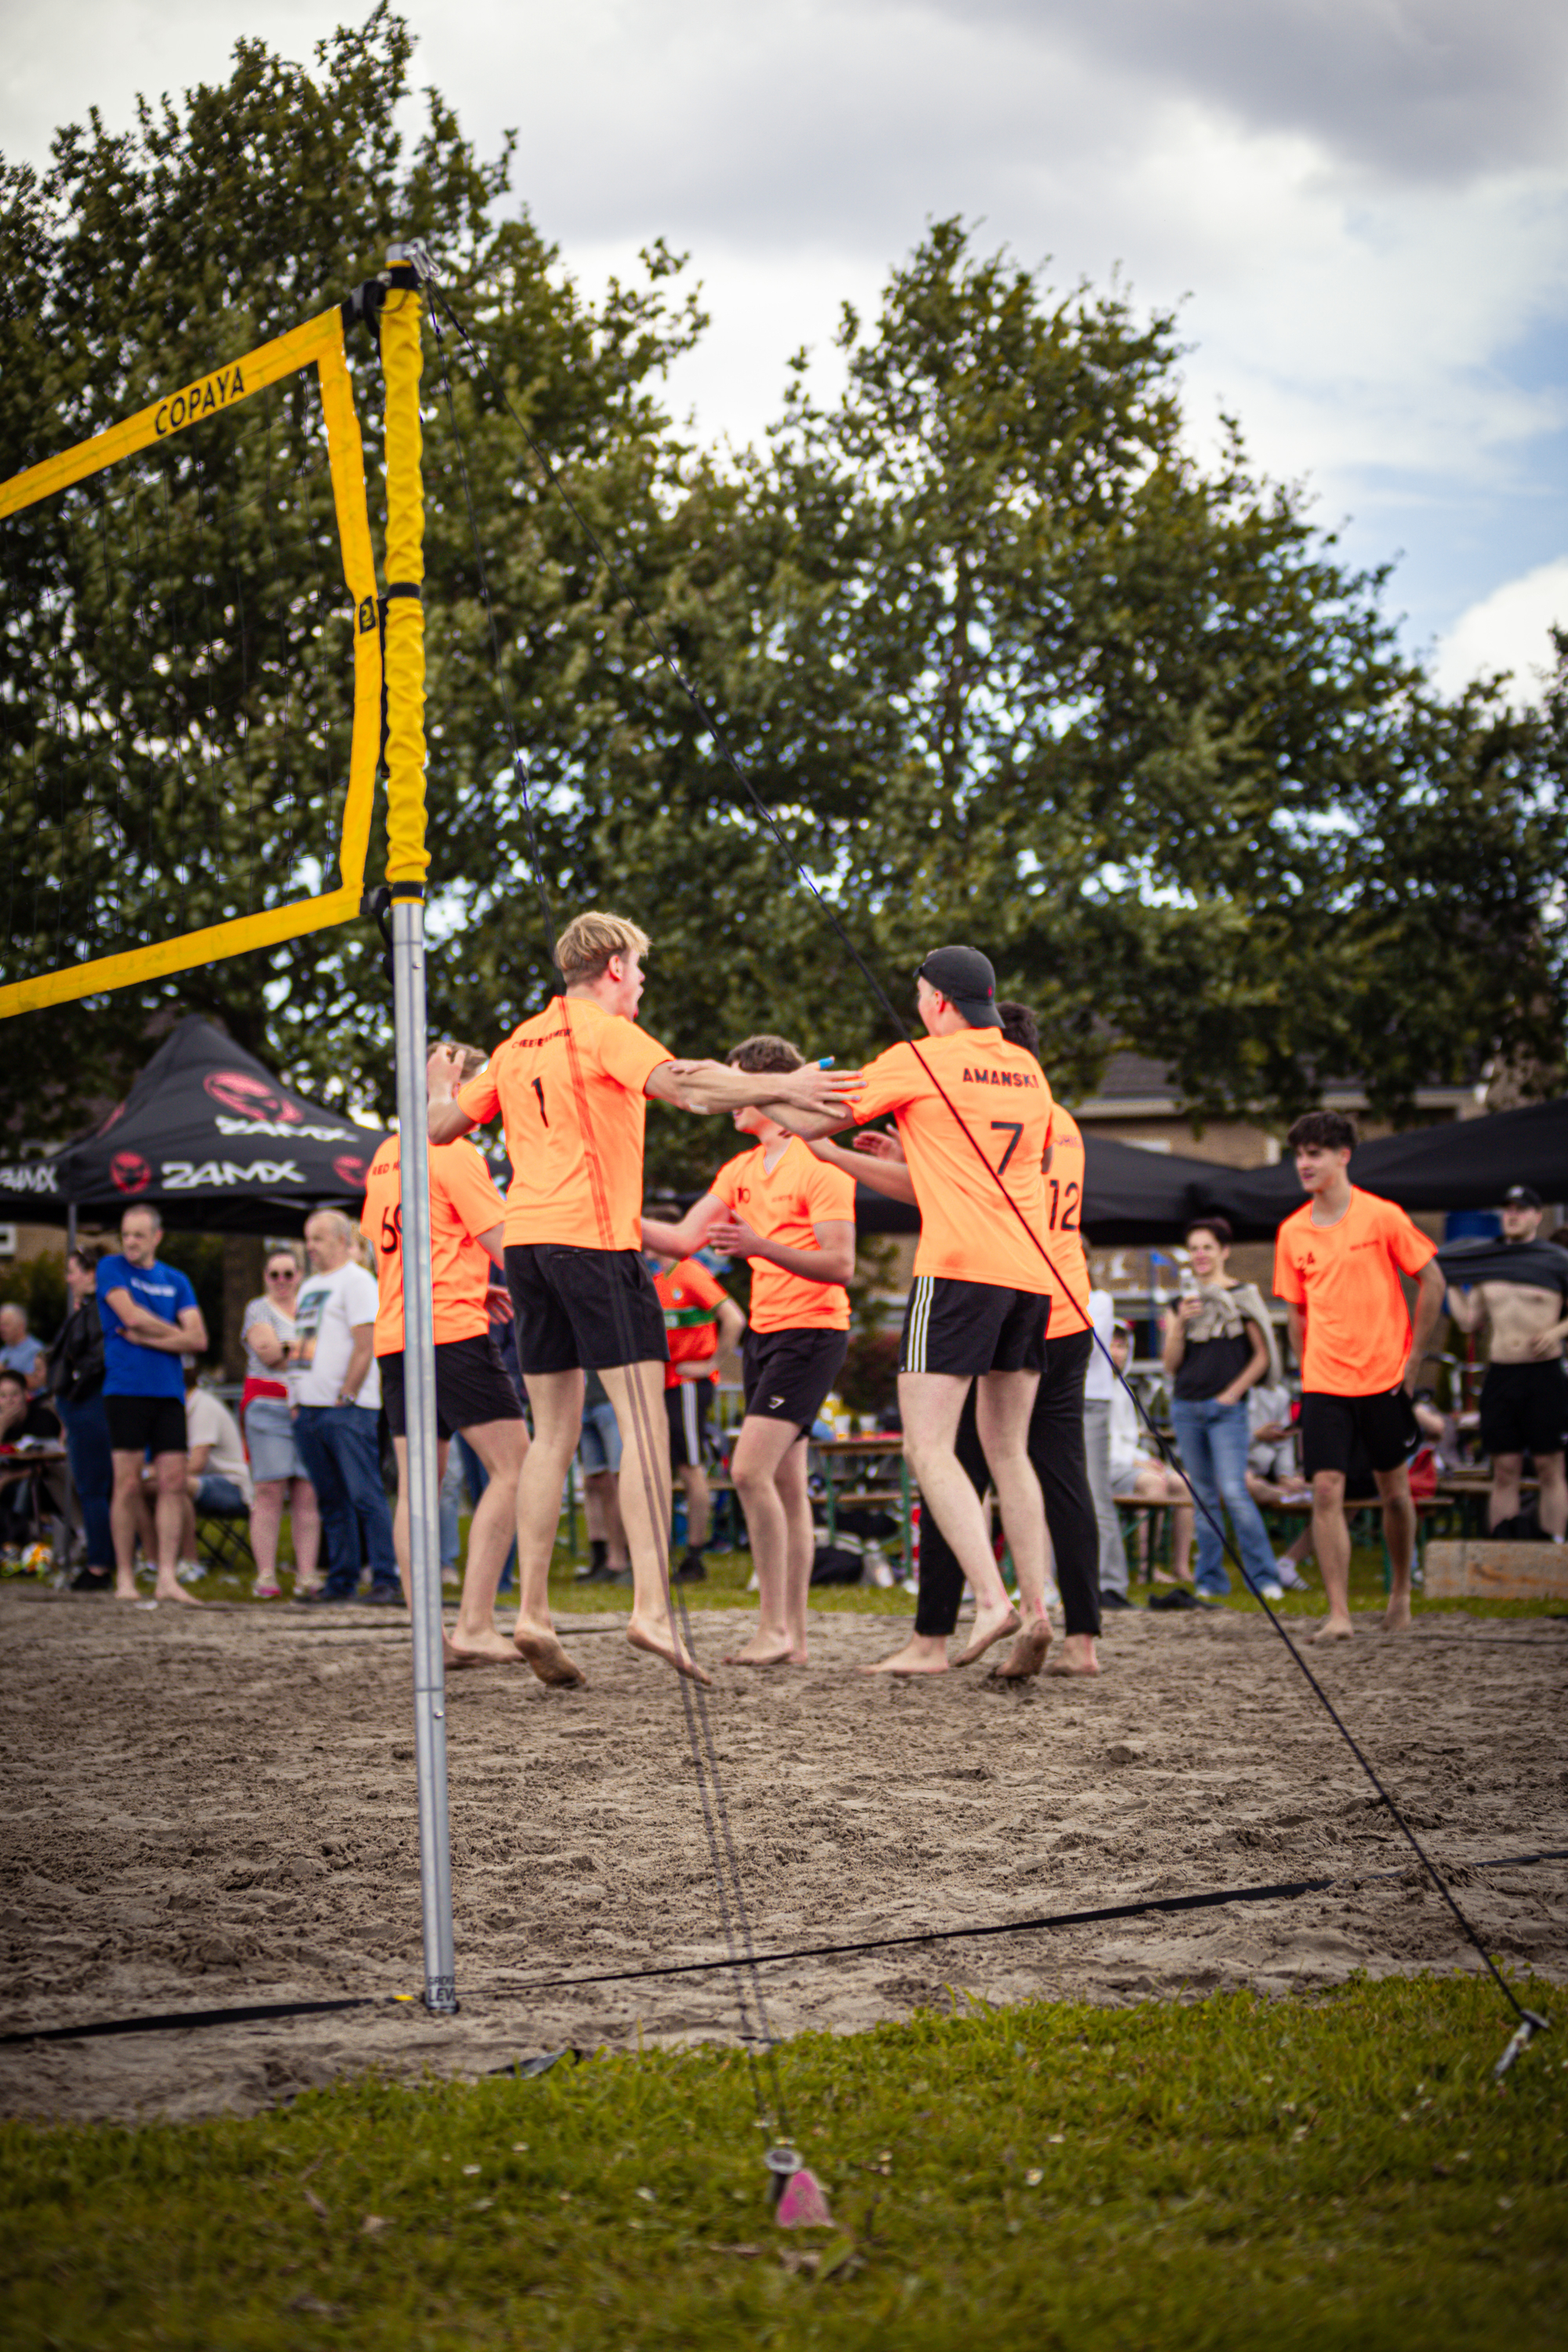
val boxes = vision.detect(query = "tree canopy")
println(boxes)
[2,8,1563,1177]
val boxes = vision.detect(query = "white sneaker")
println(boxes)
[1274,1559,1310,1592]
[1255,1577,1284,1601]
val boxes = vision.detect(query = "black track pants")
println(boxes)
[913,1327,1102,1641]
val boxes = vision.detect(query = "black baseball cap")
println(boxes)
[1504,1185,1542,1209]
[916,945,1003,1029]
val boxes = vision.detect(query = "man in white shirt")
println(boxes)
[158,1370,254,1573]
[1083,1285,1131,1606]
[289,1210,399,1605]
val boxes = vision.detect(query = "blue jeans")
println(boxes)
[292,1405,397,1597]
[1170,1395,1279,1596]
[55,1389,114,1570]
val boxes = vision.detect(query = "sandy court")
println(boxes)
[2,1584,1565,2122]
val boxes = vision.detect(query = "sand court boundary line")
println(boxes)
[6,1846,1562,2052]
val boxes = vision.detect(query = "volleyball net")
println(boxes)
[0,307,382,1022]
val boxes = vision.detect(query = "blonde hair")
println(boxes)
[555,910,651,985]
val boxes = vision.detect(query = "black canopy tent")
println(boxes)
[0,1017,376,1236]
[846,1097,1568,1245]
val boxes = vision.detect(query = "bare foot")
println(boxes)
[626,1611,712,1685]
[1381,1599,1414,1633]
[512,1622,588,1687]
[723,1635,807,1667]
[859,1635,949,1676]
[112,1581,141,1602]
[154,1577,203,1606]
[1308,1616,1356,1642]
[992,1616,1053,1679]
[951,1599,1021,1668]
[1045,1633,1101,1678]
[447,1628,521,1668]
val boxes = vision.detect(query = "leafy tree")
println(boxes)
[710,221,1568,1126]
[0,5,708,1140]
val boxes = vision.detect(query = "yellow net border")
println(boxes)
[0,307,381,1021]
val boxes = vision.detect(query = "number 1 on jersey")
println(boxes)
[532,1076,548,1127]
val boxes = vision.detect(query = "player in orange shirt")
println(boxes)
[814,1000,1102,1675]
[644,1033,858,1666]
[644,1252,746,1587]
[361,1044,527,1668]
[773,946,1057,1679]
[1273,1109,1446,1640]
[426,909,860,1688]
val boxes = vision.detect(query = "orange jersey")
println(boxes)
[456,997,673,1251]
[654,1257,728,1392]
[709,1139,855,1334]
[1041,1103,1091,1335]
[1273,1187,1436,1393]
[361,1131,505,1355]
[854,1030,1054,1292]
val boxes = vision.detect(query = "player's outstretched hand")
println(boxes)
[784,1064,863,1118]
[854,1128,905,1163]
[710,1214,763,1259]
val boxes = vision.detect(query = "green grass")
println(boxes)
[3,1974,1563,2348]
[64,1532,1562,1624]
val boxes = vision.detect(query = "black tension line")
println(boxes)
[5,1847,1563,2049]
[423,266,1547,2053]
[423,312,794,2147]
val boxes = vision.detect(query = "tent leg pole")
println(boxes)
[392,894,456,2013]
[66,1204,77,1255]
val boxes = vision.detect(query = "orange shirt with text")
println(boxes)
[854,1030,1054,1292]
[709,1138,855,1333]
[456,998,673,1251]
[361,1131,505,1355]
[1040,1102,1091,1336]
[1273,1187,1436,1393]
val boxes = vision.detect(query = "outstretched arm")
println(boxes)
[640,1194,728,1261]
[807,1128,916,1206]
[647,1061,862,1121]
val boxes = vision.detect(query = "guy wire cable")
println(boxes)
[420,259,1545,2066]
[423,326,797,2147]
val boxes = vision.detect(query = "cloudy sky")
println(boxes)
[6,0,1567,699]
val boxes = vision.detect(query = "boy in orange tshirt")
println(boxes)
[426,909,858,1687]
[1273,1109,1446,1640]
[644,1033,857,1665]
[361,1044,526,1665]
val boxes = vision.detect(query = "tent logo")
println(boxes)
[204,1070,301,1123]
[111,1152,152,1196]
[332,1152,368,1188]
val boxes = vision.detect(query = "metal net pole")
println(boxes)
[381,247,455,2014]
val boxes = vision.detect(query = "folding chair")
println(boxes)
[194,1493,256,1578]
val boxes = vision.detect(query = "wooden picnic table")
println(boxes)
[810,1433,914,1561]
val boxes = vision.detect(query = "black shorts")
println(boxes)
[103,1394,187,1458]
[1479,1360,1568,1461]
[379,1333,524,1443]
[666,1379,712,1470]
[1300,1387,1420,1482]
[741,1327,849,1435]
[504,1244,668,1375]
[899,1276,1049,1377]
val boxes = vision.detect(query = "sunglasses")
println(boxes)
[265,1266,299,1282]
